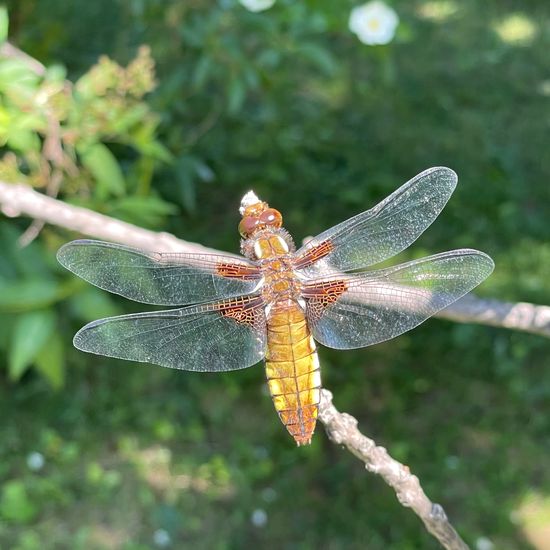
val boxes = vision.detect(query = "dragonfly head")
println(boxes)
[238,190,283,238]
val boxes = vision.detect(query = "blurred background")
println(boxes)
[0,0,549,548]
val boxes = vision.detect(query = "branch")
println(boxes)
[0,181,221,255]
[437,294,550,339]
[318,389,470,550]
[0,179,548,338]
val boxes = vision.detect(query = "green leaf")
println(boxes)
[299,43,337,75]
[0,221,53,278]
[79,142,126,200]
[69,287,120,321]
[135,139,173,163]
[227,77,246,115]
[9,310,56,381]
[0,279,62,312]
[34,332,65,389]
[110,104,149,134]
[175,156,199,214]
[0,313,10,349]
[45,64,67,82]
[0,59,40,94]
[192,56,213,90]
[0,6,9,44]
[0,481,37,523]
[7,128,41,153]
[108,195,178,228]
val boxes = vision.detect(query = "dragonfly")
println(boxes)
[57,167,494,446]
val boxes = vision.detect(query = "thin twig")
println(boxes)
[318,389,470,550]
[19,113,66,247]
[18,219,45,247]
[17,169,63,247]
[183,108,221,147]
[0,179,547,338]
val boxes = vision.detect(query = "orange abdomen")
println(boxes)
[265,300,320,446]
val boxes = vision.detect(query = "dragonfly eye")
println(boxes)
[239,216,260,237]
[259,208,283,228]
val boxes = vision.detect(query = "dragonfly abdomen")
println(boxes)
[265,300,320,446]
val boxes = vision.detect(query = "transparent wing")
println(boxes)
[57,240,262,306]
[73,295,267,371]
[303,249,494,349]
[294,167,458,274]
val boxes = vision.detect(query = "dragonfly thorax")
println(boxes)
[240,228,295,260]
[260,255,303,305]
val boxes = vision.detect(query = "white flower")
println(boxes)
[250,508,268,527]
[239,0,276,13]
[475,537,494,550]
[26,452,45,471]
[349,1,399,45]
[153,529,171,548]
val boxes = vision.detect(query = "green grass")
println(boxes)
[1,322,548,549]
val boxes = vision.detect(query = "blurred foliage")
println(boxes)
[0,14,176,386]
[0,36,172,213]
[0,0,549,548]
